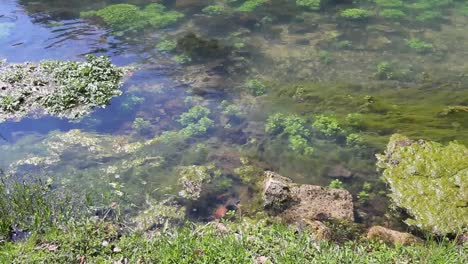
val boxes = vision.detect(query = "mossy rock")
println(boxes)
[376,134,468,235]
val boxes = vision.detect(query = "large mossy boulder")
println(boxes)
[376,134,468,235]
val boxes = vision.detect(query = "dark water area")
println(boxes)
[0,0,467,225]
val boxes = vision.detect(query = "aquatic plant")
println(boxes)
[335,40,353,49]
[341,9,373,20]
[245,79,267,96]
[346,133,364,146]
[178,106,215,137]
[0,55,123,121]
[406,38,433,53]
[176,33,229,61]
[132,117,152,134]
[171,54,192,64]
[156,40,177,52]
[415,10,443,22]
[328,179,344,189]
[42,55,123,115]
[312,114,343,137]
[375,61,393,80]
[177,164,220,200]
[380,9,406,19]
[376,134,468,235]
[318,50,333,64]
[220,100,242,117]
[296,0,322,10]
[266,113,314,155]
[236,0,268,12]
[374,0,404,8]
[80,4,183,34]
[202,5,226,16]
[234,158,263,184]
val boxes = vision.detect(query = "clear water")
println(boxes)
[0,0,467,223]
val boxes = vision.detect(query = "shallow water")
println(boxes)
[0,0,467,223]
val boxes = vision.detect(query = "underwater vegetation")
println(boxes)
[0,55,123,121]
[265,113,315,155]
[267,80,468,148]
[80,4,183,35]
[341,8,373,20]
[376,134,468,235]
[178,105,215,137]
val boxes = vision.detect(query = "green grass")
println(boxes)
[0,175,466,263]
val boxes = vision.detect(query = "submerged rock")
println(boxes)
[366,226,420,245]
[262,171,354,222]
[327,164,353,178]
[376,134,468,236]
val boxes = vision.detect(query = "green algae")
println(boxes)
[80,4,183,34]
[265,80,468,149]
[236,0,268,12]
[0,55,123,121]
[376,134,468,235]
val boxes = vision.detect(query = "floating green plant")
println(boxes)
[80,4,183,34]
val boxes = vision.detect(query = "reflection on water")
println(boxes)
[0,0,467,222]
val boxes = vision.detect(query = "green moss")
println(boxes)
[80,4,183,34]
[341,9,373,20]
[376,134,468,235]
